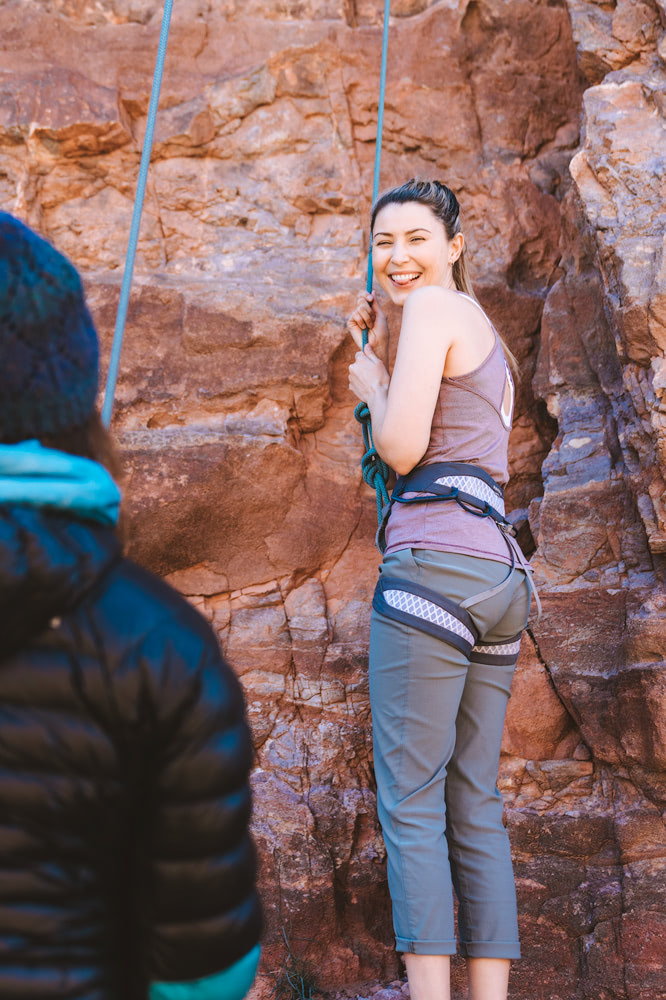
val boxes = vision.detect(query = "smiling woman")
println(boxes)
[372,206,463,295]
[346,179,531,1000]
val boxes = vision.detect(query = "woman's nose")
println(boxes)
[391,243,409,264]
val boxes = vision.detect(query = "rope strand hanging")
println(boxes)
[101,0,174,427]
[354,0,392,524]
[102,0,391,533]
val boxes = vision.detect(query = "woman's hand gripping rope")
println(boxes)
[347,291,391,521]
[347,290,389,365]
[348,343,390,405]
[347,289,390,407]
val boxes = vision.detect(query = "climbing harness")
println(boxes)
[354,0,392,523]
[372,566,526,666]
[375,461,511,554]
[373,459,541,632]
[373,572,480,657]
[101,0,174,427]
[372,574,525,667]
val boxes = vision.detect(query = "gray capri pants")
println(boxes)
[369,547,530,959]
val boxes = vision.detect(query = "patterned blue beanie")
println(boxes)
[0,213,98,441]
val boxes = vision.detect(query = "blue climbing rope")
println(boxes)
[101,0,174,427]
[101,0,390,530]
[354,0,391,523]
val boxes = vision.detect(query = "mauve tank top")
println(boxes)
[384,294,515,565]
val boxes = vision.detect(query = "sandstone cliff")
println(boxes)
[1,1,664,997]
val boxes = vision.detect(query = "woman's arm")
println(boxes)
[349,286,463,476]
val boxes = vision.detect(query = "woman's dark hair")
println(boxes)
[371,179,518,372]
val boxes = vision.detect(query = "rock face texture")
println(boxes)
[524,5,666,998]
[1,0,665,997]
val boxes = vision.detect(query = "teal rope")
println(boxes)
[101,0,174,427]
[354,0,391,523]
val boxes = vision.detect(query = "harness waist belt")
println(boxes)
[375,460,541,625]
[393,461,507,521]
[376,461,512,555]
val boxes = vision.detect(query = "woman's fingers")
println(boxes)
[352,301,375,329]
[347,289,383,353]
[348,346,389,401]
[347,314,374,349]
[349,347,379,379]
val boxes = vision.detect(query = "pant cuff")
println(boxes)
[459,940,521,960]
[395,937,457,955]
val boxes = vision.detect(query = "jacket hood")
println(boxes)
[0,504,121,659]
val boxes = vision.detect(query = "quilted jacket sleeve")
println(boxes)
[134,606,262,991]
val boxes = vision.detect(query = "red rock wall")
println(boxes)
[523,3,666,997]
[1,1,664,997]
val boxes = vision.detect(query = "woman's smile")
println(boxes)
[389,271,422,287]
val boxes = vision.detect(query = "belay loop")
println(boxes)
[355,0,392,525]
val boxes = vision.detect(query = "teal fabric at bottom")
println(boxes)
[0,440,121,525]
[150,945,261,1000]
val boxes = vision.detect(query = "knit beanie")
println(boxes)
[0,213,99,441]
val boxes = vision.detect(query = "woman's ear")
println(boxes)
[449,232,464,265]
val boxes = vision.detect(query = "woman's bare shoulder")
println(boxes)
[403,285,462,311]
[399,289,493,372]
[402,287,485,324]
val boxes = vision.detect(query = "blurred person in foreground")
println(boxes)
[0,213,261,1000]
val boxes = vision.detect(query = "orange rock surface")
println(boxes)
[1,1,665,996]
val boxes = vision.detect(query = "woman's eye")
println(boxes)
[410,237,424,242]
